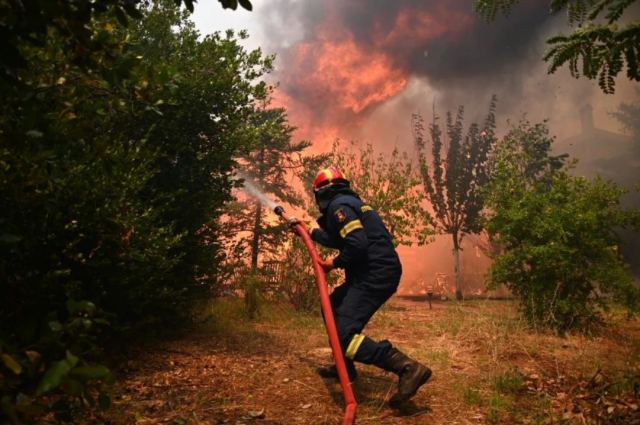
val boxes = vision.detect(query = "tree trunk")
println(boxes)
[250,146,266,271]
[452,232,463,301]
[250,200,262,270]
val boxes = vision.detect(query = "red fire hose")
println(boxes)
[274,206,357,425]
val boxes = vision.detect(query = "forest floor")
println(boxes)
[98,297,640,425]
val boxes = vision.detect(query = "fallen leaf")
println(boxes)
[1,354,22,375]
[247,408,265,419]
[25,351,41,365]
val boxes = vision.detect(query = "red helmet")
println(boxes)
[313,166,346,192]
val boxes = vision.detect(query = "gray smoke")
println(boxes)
[258,1,638,135]
[261,1,560,115]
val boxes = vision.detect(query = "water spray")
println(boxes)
[273,205,357,425]
[235,173,278,210]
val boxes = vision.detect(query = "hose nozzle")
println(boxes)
[274,205,300,229]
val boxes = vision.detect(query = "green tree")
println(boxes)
[0,0,252,76]
[484,121,640,333]
[412,97,498,300]
[221,108,318,318]
[475,0,640,94]
[121,4,272,290]
[0,2,268,420]
[330,141,431,246]
[278,237,320,312]
[225,108,310,271]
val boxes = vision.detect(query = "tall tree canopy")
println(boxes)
[412,97,498,300]
[0,0,252,77]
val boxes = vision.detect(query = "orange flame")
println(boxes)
[274,4,472,148]
[288,29,407,115]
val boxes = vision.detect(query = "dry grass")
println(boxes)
[98,297,640,424]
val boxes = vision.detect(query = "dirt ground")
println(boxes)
[99,297,640,425]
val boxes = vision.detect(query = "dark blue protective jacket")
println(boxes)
[311,192,402,291]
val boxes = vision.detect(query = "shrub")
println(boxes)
[485,121,640,333]
[278,238,319,312]
[239,271,264,320]
[0,2,272,421]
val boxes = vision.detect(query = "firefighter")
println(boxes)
[310,166,431,406]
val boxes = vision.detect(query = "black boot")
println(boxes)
[317,360,358,382]
[380,348,431,406]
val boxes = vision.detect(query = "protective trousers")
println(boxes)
[330,283,395,367]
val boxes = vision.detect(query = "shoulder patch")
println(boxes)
[334,207,347,223]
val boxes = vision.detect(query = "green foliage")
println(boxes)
[413,96,498,299]
[0,0,252,74]
[1,1,269,421]
[487,392,514,424]
[239,271,264,320]
[121,5,274,290]
[475,0,640,93]
[413,97,498,237]
[485,120,640,333]
[486,120,568,182]
[493,368,524,394]
[218,0,254,11]
[278,237,320,312]
[224,108,313,270]
[330,141,431,246]
[461,385,483,405]
[544,21,640,94]
[1,301,114,422]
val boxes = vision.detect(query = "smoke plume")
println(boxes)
[262,1,638,145]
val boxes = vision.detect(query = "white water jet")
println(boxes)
[235,173,278,210]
